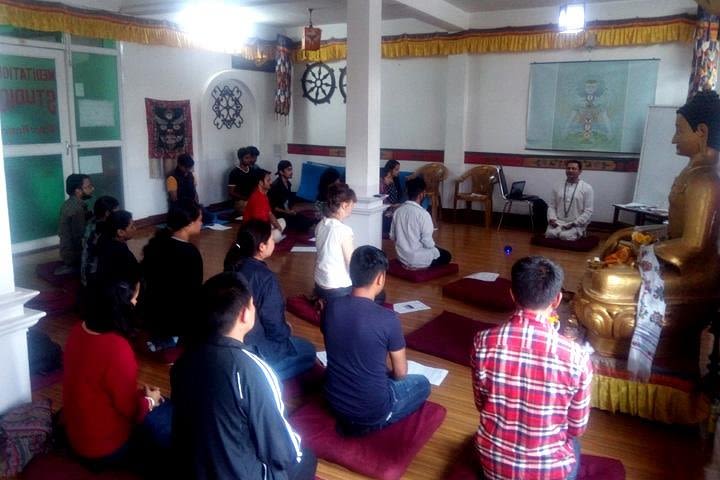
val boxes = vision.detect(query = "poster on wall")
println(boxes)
[526,59,659,153]
[0,54,60,145]
[145,98,193,178]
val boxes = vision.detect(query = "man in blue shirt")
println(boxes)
[322,245,431,436]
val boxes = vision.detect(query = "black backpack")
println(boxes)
[27,329,62,375]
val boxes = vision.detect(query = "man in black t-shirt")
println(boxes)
[228,146,259,214]
[268,160,316,233]
[322,246,430,436]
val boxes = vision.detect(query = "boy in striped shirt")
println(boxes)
[471,256,593,480]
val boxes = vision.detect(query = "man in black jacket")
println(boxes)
[171,272,317,479]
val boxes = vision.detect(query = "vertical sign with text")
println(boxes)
[0,54,60,145]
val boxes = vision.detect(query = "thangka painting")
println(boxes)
[526,60,659,153]
[145,98,193,178]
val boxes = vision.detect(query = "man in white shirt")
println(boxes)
[545,160,594,241]
[390,177,451,269]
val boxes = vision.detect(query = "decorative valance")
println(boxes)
[294,14,697,63]
[0,0,275,62]
[0,1,696,64]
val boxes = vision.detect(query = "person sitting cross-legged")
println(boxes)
[63,276,170,473]
[244,168,287,242]
[171,272,317,479]
[224,220,317,380]
[471,256,593,480]
[390,176,451,269]
[322,245,431,436]
[545,160,594,241]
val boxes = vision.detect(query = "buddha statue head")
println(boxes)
[674,90,720,158]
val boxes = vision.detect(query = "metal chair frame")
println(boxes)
[496,165,534,232]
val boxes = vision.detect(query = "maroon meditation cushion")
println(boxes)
[21,452,141,480]
[405,311,495,367]
[287,295,322,326]
[387,259,459,283]
[290,399,446,480]
[445,451,625,480]
[531,235,600,252]
[27,290,76,316]
[442,277,514,312]
[287,296,392,327]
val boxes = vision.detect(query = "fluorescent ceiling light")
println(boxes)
[559,3,585,33]
[176,1,259,53]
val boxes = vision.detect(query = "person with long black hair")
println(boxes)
[224,220,317,380]
[94,210,139,288]
[141,199,203,349]
[63,276,169,470]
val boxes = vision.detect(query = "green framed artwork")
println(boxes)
[526,59,659,154]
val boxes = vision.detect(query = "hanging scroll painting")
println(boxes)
[145,98,193,178]
[526,59,659,153]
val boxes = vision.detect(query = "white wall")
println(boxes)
[120,42,283,219]
[465,42,691,222]
[285,0,695,222]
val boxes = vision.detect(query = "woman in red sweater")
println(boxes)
[63,277,164,468]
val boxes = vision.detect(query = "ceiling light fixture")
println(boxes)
[559,2,585,33]
[176,1,257,53]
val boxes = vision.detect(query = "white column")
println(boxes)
[0,124,43,414]
[345,0,385,248]
[442,54,470,209]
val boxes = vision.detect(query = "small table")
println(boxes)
[612,204,668,226]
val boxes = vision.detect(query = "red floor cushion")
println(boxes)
[21,452,141,479]
[290,399,446,480]
[287,295,322,326]
[445,447,625,480]
[387,259,459,283]
[405,311,495,367]
[442,277,514,312]
[26,290,76,316]
[531,235,600,252]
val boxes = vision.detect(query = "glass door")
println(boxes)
[0,33,124,252]
[69,48,124,206]
[0,44,72,251]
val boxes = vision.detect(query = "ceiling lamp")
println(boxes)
[559,2,585,33]
[302,8,322,51]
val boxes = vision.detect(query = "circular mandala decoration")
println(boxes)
[302,62,336,105]
[338,67,347,103]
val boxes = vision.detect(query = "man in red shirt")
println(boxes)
[243,168,286,241]
[471,256,592,480]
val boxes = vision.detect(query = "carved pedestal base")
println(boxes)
[574,289,713,376]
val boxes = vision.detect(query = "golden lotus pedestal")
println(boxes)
[573,264,717,424]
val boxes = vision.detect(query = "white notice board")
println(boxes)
[632,105,687,209]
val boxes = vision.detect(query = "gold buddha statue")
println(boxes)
[575,90,720,375]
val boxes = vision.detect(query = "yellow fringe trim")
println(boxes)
[0,0,273,61]
[0,1,696,63]
[295,15,696,63]
[591,373,710,424]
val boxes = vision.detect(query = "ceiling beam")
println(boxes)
[391,0,469,31]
